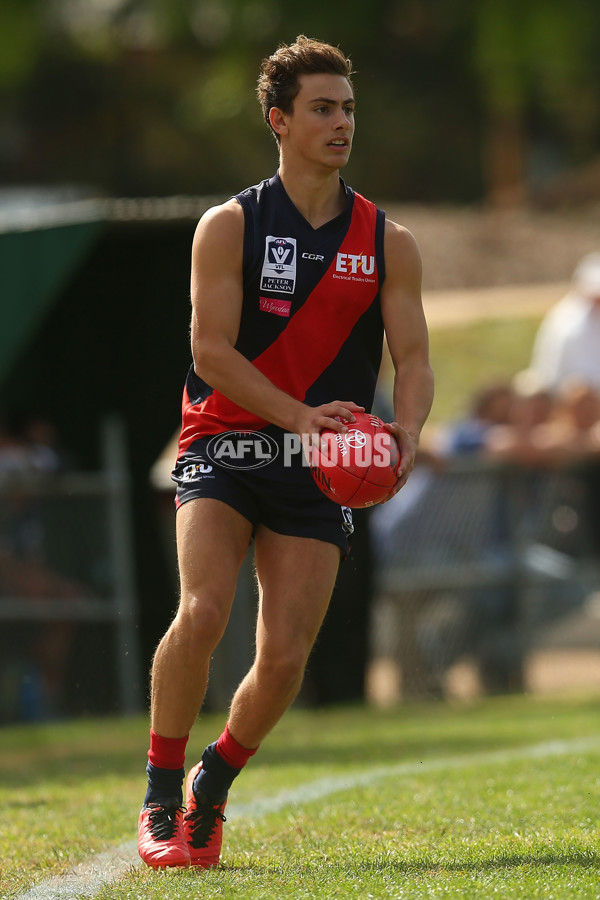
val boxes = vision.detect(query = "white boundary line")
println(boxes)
[14,734,600,900]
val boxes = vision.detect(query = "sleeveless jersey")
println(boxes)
[178,173,386,454]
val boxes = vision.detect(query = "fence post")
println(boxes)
[102,415,143,714]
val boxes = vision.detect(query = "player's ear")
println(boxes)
[269,106,288,138]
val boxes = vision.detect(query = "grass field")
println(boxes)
[2,694,599,899]
[376,308,542,434]
[3,309,596,899]
[428,314,541,425]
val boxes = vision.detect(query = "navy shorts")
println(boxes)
[171,429,354,557]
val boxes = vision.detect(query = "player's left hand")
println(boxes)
[380,422,418,502]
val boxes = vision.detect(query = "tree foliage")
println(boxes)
[1,0,599,204]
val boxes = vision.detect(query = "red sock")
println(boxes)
[147,729,189,770]
[215,723,258,769]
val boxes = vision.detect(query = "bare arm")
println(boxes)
[380,219,435,496]
[190,200,362,437]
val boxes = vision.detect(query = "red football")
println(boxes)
[309,412,401,508]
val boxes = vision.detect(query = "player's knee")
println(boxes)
[176,592,230,649]
[257,647,307,694]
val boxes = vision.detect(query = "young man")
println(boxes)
[138,35,434,868]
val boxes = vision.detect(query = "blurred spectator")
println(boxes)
[9,412,76,473]
[371,367,600,702]
[442,380,513,455]
[526,379,600,465]
[24,417,69,473]
[529,252,600,392]
[422,373,554,695]
[0,414,31,476]
[0,413,83,721]
[446,375,553,695]
[484,369,554,466]
[532,379,600,560]
[484,374,600,680]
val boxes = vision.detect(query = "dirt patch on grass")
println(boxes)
[387,203,600,292]
[423,281,569,328]
[367,649,600,706]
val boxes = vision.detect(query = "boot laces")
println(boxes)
[146,802,184,841]
[184,793,227,849]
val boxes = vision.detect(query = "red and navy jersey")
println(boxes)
[178,173,386,454]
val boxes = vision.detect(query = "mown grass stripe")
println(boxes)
[14,733,600,900]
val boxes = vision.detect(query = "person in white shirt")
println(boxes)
[530,253,600,392]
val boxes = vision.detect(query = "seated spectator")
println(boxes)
[485,374,600,469]
[530,380,600,559]
[529,252,600,392]
[0,413,83,721]
[440,379,538,694]
[443,380,513,456]
[8,412,76,474]
[0,414,31,476]
[534,379,600,462]
[484,370,554,466]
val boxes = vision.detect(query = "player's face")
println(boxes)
[281,73,355,170]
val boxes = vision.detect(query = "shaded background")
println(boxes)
[2,0,600,712]
[2,0,600,205]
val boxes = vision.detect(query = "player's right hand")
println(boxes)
[293,401,365,452]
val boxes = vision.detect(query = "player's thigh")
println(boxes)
[253,525,341,651]
[176,497,253,603]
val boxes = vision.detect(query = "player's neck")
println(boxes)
[278,163,346,229]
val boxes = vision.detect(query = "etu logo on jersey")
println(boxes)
[261,236,297,294]
[335,252,375,276]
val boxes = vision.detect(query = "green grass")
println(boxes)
[0,311,592,899]
[2,694,600,899]
[428,315,541,425]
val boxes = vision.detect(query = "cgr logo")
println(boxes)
[335,252,375,275]
[206,431,279,470]
[302,252,325,262]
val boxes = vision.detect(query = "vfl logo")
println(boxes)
[206,431,279,470]
[271,239,293,269]
[260,236,297,294]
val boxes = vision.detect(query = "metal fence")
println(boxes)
[154,455,600,707]
[5,439,598,721]
[0,419,141,723]
[369,456,600,700]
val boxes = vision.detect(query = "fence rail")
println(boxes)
[0,417,141,721]
[370,455,600,699]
